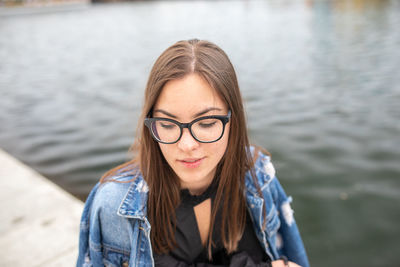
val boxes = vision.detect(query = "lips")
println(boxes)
[178,157,204,168]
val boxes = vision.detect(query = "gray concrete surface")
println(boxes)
[0,149,83,266]
[0,1,90,17]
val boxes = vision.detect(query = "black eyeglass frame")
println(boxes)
[144,110,231,144]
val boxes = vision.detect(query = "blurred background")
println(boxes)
[0,0,399,266]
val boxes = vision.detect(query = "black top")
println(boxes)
[154,179,271,267]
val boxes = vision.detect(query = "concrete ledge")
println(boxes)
[0,1,90,17]
[0,149,83,266]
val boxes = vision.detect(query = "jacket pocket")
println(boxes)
[102,245,130,267]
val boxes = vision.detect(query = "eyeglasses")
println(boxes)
[144,111,231,144]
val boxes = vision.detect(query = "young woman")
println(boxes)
[77,39,309,267]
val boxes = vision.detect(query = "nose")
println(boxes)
[177,128,199,151]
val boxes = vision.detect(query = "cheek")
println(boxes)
[158,144,173,162]
[210,126,229,157]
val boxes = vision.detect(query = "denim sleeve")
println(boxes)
[76,182,102,267]
[270,177,310,267]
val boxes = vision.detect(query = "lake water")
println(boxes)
[0,0,399,266]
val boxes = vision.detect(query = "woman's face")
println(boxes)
[153,73,230,195]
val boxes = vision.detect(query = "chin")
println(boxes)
[177,170,213,186]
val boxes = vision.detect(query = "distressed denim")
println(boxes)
[77,148,309,267]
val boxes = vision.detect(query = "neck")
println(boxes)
[180,175,215,196]
[181,181,210,196]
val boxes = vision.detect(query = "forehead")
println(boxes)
[154,74,227,116]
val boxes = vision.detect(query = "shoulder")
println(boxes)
[80,170,147,256]
[245,146,277,192]
[89,169,148,220]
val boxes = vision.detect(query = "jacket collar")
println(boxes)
[117,174,149,219]
[244,149,275,196]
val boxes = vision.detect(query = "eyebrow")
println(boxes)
[153,107,223,119]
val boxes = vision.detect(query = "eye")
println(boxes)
[159,122,177,129]
[198,121,217,128]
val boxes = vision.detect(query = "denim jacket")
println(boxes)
[77,150,309,267]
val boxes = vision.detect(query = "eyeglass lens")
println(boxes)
[152,118,224,143]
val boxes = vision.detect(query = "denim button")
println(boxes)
[122,261,129,267]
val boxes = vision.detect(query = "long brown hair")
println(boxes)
[101,39,263,257]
